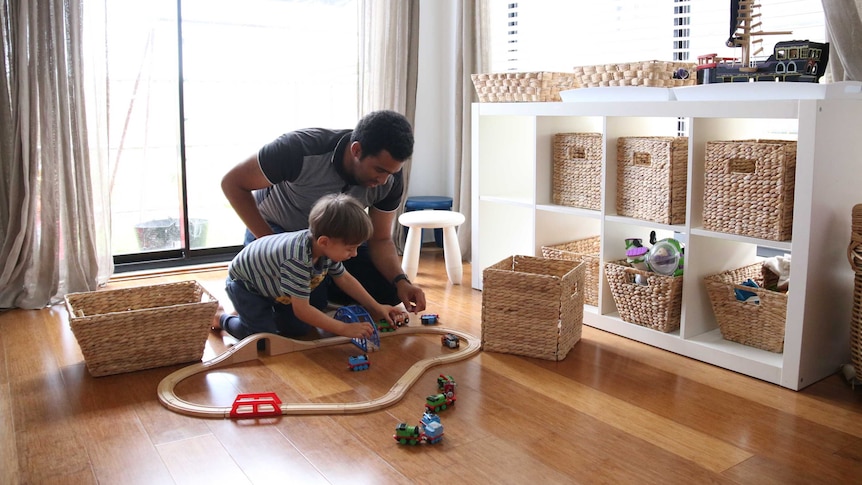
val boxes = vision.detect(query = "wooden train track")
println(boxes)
[157,326,481,418]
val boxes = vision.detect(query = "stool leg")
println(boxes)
[402,225,422,282]
[442,226,463,285]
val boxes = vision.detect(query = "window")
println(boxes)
[105,0,358,267]
[487,0,824,74]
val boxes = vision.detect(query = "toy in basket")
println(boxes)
[704,263,787,353]
[64,280,218,377]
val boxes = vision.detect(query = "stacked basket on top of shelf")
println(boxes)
[470,72,579,102]
[571,60,697,88]
[702,139,796,352]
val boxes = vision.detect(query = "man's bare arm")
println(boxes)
[221,153,276,239]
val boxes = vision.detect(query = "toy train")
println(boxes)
[394,412,444,445]
[348,354,370,371]
[425,374,457,412]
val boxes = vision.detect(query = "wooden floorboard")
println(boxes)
[2,249,862,484]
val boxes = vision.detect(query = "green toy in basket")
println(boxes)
[647,238,684,277]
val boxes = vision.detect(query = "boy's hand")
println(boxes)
[339,321,375,340]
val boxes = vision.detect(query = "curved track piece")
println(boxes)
[158,326,481,418]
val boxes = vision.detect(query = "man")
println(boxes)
[221,110,427,313]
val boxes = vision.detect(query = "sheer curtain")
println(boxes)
[0,0,112,310]
[822,0,862,81]
[358,0,419,251]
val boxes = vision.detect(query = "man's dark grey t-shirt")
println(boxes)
[254,128,403,232]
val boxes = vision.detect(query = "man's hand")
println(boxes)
[397,281,426,313]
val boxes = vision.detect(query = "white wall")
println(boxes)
[410,0,457,200]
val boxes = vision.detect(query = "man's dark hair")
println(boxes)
[351,110,414,161]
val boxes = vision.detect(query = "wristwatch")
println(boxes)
[392,273,411,286]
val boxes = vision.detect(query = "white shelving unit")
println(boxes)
[471,98,862,390]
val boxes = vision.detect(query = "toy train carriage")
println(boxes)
[422,420,444,444]
[348,354,370,371]
[394,423,422,445]
[376,319,397,333]
[437,374,456,398]
[425,393,455,413]
[441,333,460,349]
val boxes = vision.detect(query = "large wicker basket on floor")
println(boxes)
[542,236,600,306]
[65,280,218,377]
[605,260,683,333]
[482,255,585,361]
[572,60,697,88]
[848,204,862,380]
[471,72,579,102]
[553,133,603,210]
[616,136,688,224]
[703,139,797,241]
[704,263,787,353]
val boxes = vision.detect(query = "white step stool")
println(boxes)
[398,210,465,285]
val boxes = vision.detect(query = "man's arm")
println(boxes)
[367,207,427,312]
[221,153,276,239]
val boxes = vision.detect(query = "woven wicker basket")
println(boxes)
[65,280,218,377]
[848,204,862,380]
[471,72,579,102]
[617,136,688,224]
[572,60,697,88]
[703,139,797,241]
[704,263,787,353]
[541,236,600,306]
[553,133,603,210]
[482,255,584,361]
[605,260,683,333]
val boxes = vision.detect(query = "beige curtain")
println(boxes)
[358,0,419,252]
[822,0,862,81]
[455,0,489,261]
[0,0,112,309]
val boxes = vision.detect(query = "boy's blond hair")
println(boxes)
[308,193,373,245]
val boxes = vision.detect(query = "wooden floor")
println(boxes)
[2,250,862,485]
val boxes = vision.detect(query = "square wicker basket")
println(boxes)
[572,60,697,88]
[704,263,787,353]
[553,133,603,210]
[617,136,688,224]
[481,255,585,361]
[65,280,218,377]
[541,236,600,306]
[703,139,797,241]
[604,260,683,333]
[471,72,579,102]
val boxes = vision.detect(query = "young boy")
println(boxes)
[213,193,405,341]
